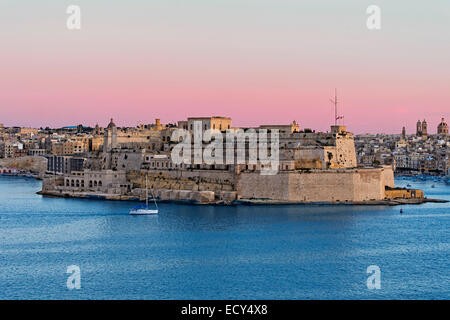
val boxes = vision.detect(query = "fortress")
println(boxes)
[40,117,422,204]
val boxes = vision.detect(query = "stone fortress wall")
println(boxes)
[237,166,394,202]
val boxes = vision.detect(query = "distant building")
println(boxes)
[416,120,422,136]
[47,155,85,174]
[28,148,46,156]
[186,117,232,132]
[422,119,428,137]
[104,118,118,152]
[402,126,406,139]
[19,127,38,136]
[437,118,448,135]
[259,120,300,134]
[416,119,427,137]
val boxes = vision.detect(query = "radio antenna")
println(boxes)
[330,88,339,125]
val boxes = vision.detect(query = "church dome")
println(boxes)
[107,118,116,129]
[437,118,448,134]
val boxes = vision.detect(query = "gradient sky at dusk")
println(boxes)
[1,0,449,133]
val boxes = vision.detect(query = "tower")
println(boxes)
[104,118,118,152]
[94,124,100,135]
[416,120,422,136]
[402,126,406,139]
[422,119,428,137]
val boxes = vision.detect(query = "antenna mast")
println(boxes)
[330,88,338,125]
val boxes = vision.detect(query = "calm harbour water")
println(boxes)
[0,176,449,299]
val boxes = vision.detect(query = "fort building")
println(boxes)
[40,117,424,204]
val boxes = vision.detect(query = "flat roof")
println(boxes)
[187,116,231,120]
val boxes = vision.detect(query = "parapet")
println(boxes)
[331,125,347,134]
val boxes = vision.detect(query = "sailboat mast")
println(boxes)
[145,175,148,207]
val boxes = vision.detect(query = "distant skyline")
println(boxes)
[1,0,449,133]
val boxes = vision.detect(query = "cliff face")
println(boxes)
[0,156,47,174]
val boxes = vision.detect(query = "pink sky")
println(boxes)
[1,1,449,134]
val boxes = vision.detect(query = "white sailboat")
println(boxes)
[129,175,158,215]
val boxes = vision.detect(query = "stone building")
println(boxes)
[47,155,85,174]
[416,119,428,137]
[62,170,130,194]
[186,117,232,132]
[104,118,118,152]
[422,119,428,137]
[437,118,448,135]
[259,120,300,134]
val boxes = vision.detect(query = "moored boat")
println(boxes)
[129,175,158,215]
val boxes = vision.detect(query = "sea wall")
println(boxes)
[127,169,236,200]
[237,167,394,202]
[124,167,396,203]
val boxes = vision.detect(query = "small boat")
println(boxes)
[406,184,412,187]
[431,184,435,188]
[130,205,158,215]
[130,175,158,215]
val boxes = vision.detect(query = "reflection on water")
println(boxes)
[0,176,449,299]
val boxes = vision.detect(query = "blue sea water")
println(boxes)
[0,176,449,299]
